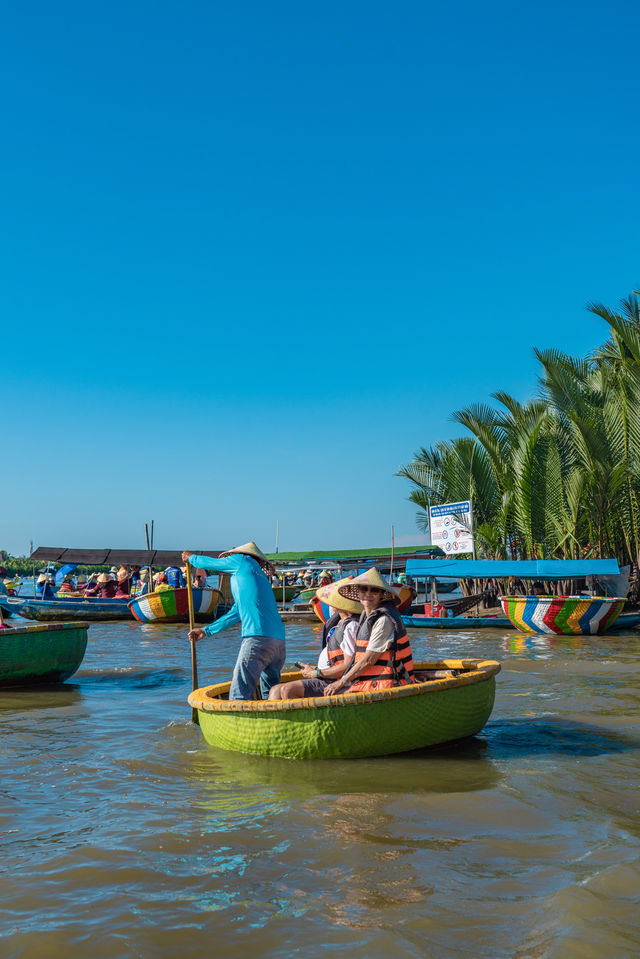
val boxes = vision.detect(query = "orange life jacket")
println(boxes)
[324,614,359,669]
[349,605,414,692]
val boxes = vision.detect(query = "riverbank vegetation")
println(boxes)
[398,291,640,573]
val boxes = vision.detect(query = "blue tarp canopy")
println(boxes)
[405,558,621,580]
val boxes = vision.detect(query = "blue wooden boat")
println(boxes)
[0,595,134,622]
[0,621,89,687]
[402,614,512,629]
[402,611,640,631]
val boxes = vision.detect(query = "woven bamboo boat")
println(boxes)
[500,595,626,635]
[272,585,301,602]
[188,658,500,759]
[0,621,89,687]
[128,587,220,624]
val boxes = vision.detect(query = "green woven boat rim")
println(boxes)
[0,621,91,636]
[188,659,501,713]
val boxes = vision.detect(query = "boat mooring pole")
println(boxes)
[390,525,395,581]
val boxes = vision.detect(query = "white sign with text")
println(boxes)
[428,501,474,554]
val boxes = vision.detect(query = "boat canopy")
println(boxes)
[30,547,222,567]
[264,545,442,564]
[405,558,621,580]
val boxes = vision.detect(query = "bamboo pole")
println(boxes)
[390,525,395,581]
[186,561,199,725]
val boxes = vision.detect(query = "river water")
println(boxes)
[2,617,640,958]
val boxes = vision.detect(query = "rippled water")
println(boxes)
[2,617,640,958]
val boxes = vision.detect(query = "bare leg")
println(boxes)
[280,681,306,699]
[268,680,307,700]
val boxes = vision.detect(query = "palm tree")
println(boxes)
[398,290,640,572]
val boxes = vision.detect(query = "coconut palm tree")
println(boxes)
[398,290,640,572]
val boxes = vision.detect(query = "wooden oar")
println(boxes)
[186,560,199,725]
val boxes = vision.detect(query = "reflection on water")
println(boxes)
[1,618,640,958]
[76,666,186,688]
[0,684,83,713]
[185,739,501,798]
[485,716,640,757]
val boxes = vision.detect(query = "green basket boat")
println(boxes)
[188,658,501,760]
[0,621,89,687]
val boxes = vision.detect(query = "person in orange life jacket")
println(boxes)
[323,567,415,696]
[58,575,76,595]
[268,578,362,700]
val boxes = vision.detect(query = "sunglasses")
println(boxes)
[358,586,383,594]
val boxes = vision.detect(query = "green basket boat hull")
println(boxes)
[192,662,498,760]
[0,621,89,687]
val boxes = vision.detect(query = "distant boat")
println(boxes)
[272,585,301,602]
[0,621,89,687]
[0,596,133,622]
[403,613,511,629]
[403,609,640,632]
[500,595,627,635]
[129,587,220,624]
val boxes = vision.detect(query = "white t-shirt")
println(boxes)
[317,618,358,670]
[365,615,395,653]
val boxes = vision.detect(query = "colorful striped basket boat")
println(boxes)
[500,595,626,635]
[128,587,220,624]
[188,658,501,759]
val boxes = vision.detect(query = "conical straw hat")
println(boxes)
[337,567,402,605]
[316,576,363,615]
[219,541,275,575]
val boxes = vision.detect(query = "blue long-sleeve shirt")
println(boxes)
[188,553,285,641]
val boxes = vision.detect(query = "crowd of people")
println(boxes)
[271,568,335,588]
[32,564,206,600]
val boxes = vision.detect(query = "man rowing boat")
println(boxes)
[182,542,286,701]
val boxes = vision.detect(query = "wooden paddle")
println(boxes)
[186,560,199,725]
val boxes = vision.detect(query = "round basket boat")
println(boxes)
[500,595,626,635]
[129,587,220,624]
[188,659,501,760]
[0,621,89,687]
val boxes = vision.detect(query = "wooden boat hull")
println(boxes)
[128,587,220,624]
[403,614,512,629]
[188,659,500,760]
[500,595,626,635]
[0,596,133,622]
[0,621,89,687]
[297,587,317,601]
[272,586,301,602]
[403,609,640,632]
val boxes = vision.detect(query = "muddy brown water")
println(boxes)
[2,619,640,958]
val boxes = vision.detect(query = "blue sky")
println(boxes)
[2,0,639,556]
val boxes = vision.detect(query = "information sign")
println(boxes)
[428,501,474,555]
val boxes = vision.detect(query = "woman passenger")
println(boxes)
[268,577,362,700]
[323,568,414,696]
